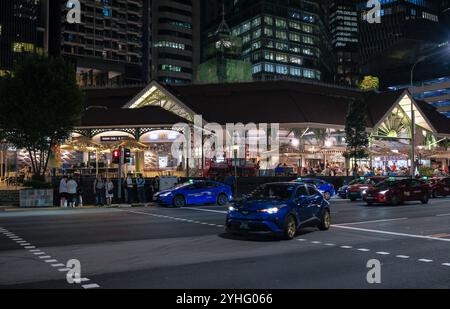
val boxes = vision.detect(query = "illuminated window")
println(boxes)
[12,42,35,53]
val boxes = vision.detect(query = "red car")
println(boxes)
[428,177,450,198]
[362,178,430,206]
[347,177,387,201]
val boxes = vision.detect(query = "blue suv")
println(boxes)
[226,182,331,240]
[292,178,335,200]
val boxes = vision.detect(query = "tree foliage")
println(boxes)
[344,99,369,163]
[0,54,83,179]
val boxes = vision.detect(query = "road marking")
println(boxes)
[357,248,370,252]
[436,213,450,217]
[331,225,450,242]
[29,249,40,252]
[45,259,58,263]
[24,246,36,249]
[20,243,31,246]
[34,252,45,255]
[418,259,433,263]
[311,241,322,244]
[39,255,51,259]
[340,245,352,249]
[80,278,90,282]
[82,283,100,289]
[324,243,336,246]
[181,207,227,214]
[376,252,390,255]
[58,268,70,272]
[51,264,65,267]
[396,255,410,259]
[297,239,307,242]
[334,218,408,226]
[442,263,450,267]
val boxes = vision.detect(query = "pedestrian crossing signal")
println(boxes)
[112,149,120,164]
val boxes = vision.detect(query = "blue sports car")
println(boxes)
[153,180,233,207]
[292,178,335,200]
[226,182,331,240]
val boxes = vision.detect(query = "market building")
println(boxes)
[2,80,450,180]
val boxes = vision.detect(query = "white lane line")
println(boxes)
[331,225,450,242]
[39,255,51,259]
[340,245,352,249]
[311,241,322,244]
[357,248,370,252]
[20,243,31,246]
[45,259,58,263]
[436,213,450,217]
[16,240,27,243]
[396,255,410,259]
[297,239,308,242]
[334,218,408,226]
[33,252,45,255]
[376,252,390,255]
[123,210,222,228]
[80,278,90,282]
[58,268,70,272]
[324,243,336,246]
[181,207,227,214]
[51,264,65,267]
[29,249,40,252]
[442,263,450,267]
[82,284,100,289]
[418,259,433,263]
[24,246,36,249]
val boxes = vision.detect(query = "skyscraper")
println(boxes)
[0,0,48,75]
[358,0,443,86]
[329,0,359,87]
[204,0,335,83]
[151,0,200,85]
[52,0,151,87]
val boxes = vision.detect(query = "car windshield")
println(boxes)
[248,184,296,200]
[375,180,398,190]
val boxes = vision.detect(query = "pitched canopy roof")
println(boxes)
[80,81,450,137]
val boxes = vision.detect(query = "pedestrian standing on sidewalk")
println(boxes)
[59,175,68,208]
[105,178,114,206]
[66,176,78,208]
[136,174,146,204]
[93,174,106,206]
[126,173,134,205]
[77,176,84,207]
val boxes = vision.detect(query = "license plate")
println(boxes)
[240,222,250,230]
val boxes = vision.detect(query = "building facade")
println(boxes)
[329,0,360,87]
[358,0,444,87]
[215,0,335,83]
[0,0,48,75]
[53,0,150,87]
[151,0,200,85]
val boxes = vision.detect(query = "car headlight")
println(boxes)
[228,206,236,212]
[258,207,279,214]
[159,192,172,197]
[362,190,367,195]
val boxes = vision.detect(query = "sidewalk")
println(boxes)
[0,203,151,212]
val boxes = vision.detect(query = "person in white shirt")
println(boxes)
[105,178,114,206]
[66,176,78,208]
[59,175,68,208]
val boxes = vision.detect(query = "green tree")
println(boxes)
[344,99,369,166]
[0,55,83,180]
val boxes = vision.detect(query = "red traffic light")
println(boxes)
[113,149,120,158]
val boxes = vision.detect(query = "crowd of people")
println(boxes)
[58,173,161,208]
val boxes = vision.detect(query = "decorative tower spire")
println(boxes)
[216,2,230,35]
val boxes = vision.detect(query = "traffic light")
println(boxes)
[112,149,120,164]
[124,148,131,164]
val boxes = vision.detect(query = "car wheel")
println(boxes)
[173,195,186,208]
[318,209,331,231]
[283,215,297,240]
[217,193,228,206]
[323,191,331,201]
[431,190,437,198]
[421,193,429,204]
[390,195,400,206]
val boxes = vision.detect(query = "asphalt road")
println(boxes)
[0,197,450,289]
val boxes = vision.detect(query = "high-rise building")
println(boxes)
[151,0,200,85]
[358,0,444,87]
[329,0,360,87]
[0,0,48,75]
[205,0,335,83]
[52,0,151,87]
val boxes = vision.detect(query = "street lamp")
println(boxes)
[409,42,449,178]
